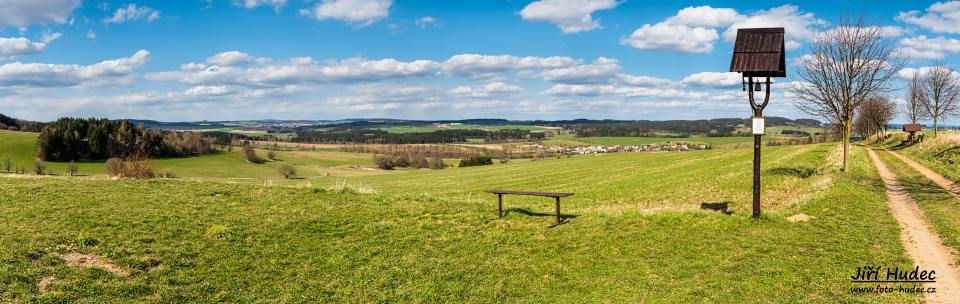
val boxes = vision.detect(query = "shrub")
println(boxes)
[33,159,45,175]
[266,150,276,161]
[105,157,155,179]
[105,158,123,177]
[374,154,395,170]
[2,155,10,172]
[499,158,509,164]
[459,156,493,167]
[160,168,177,178]
[243,144,261,163]
[66,161,78,176]
[278,164,297,179]
[428,157,446,170]
[15,165,25,174]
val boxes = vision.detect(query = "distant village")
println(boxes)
[537,143,711,155]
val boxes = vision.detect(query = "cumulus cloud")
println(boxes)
[450,81,523,98]
[620,23,719,53]
[148,54,438,87]
[898,35,960,60]
[539,57,620,84]
[0,0,82,28]
[206,51,262,66]
[233,0,286,11]
[542,83,706,99]
[104,4,160,24]
[519,0,620,34]
[897,1,960,34]
[665,6,742,27]
[721,5,826,50]
[442,54,581,79]
[681,72,741,88]
[0,37,48,58]
[302,0,393,27]
[0,50,150,88]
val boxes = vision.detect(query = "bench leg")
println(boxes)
[554,197,561,226]
[498,194,503,218]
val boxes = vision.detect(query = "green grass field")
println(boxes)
[0,144,917,302]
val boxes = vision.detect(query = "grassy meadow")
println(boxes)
[0,144,919,302]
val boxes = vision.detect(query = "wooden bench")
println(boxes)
[487,190,574,227]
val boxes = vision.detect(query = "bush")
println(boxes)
[105,158,123,177]
[278,164,297,179]
[2,155,10,172]
[105,157,155,179]
[459,156,493,167]
[66,161,78,176]
[266,150,276,161]
[428,157,446,170]
[33,159,45,175]
[374,154,395,170]
[243,144,262,163]
[160,168,176,178]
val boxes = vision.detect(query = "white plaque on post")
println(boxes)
[752,117,765,135]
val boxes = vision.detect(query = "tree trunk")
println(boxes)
[842,120,851,172]
[934,116,939,138]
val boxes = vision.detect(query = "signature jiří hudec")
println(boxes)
[852,266,936,282]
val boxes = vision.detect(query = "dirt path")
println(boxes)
[888,151,960,199]
[868,149,960,303]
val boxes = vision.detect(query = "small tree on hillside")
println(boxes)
[791,17,904,171]
[66,161,79,176]
[278,164,296,179]
[2,155,11,173]
[266,150,276,161]
[920,62,960,137]
[242,143,261,163]
[903,71,930,124]
[33,159,46,175]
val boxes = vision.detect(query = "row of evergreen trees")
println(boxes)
[36,118,216,161]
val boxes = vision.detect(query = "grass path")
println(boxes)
[868,149,960,302]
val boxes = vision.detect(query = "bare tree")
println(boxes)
[920,62,960,137]
[791,17,904,171]
[904,71,929,124]
[854,95,898,138]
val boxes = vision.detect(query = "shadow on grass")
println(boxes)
[505,207,577,219]
[766,166,816,178]
[700,202,733,215]
[899,176,959,205]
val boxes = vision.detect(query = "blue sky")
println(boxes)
[0,0,957,122]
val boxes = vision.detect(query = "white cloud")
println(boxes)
[442,54,581,79]
[302,0,393,27]
[104,4,160,24]
[666,6,742,27]
[899,66,960,79]
[616,74,672,87]
[519,0,620,34]
[681,72,741,88]
[149,54,438,87]
[0,37,48,58]
[539,57,620,84]
[415,16,439,28]
[542,83,706,99]
[86,30,97,39]
[897,1,960,34]
[0,50,150,88]
[0,0,82,28]
[206,51,258,66]
[185,85,236,97]
[899,35,960,60]
[234,0,286,11]
[620,23,718,53]
[722,5,827,50]
[450,81,523,98]
[620,5,818,54]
